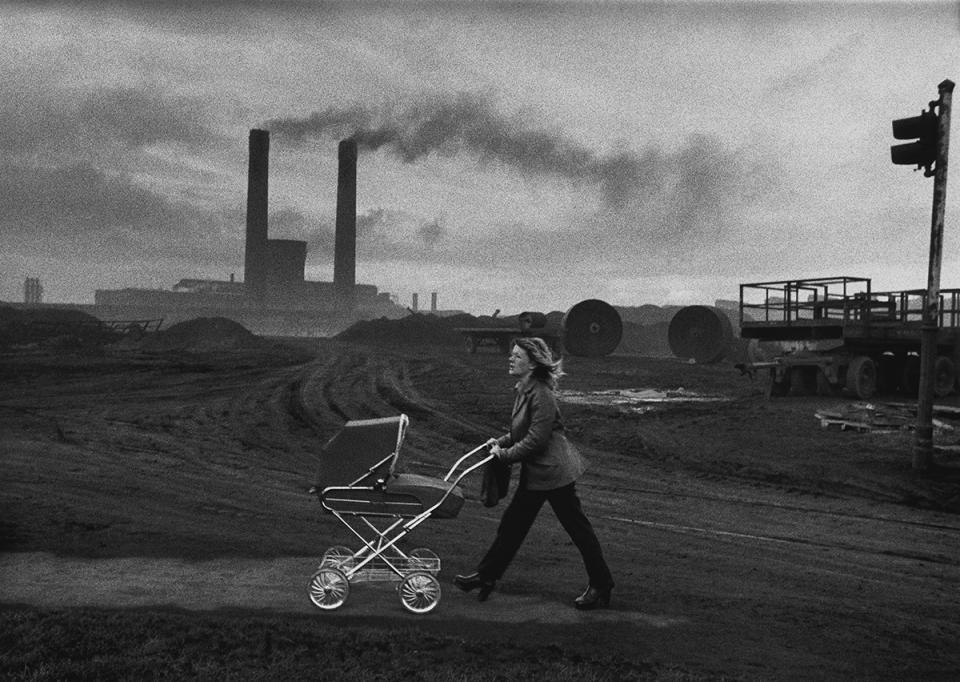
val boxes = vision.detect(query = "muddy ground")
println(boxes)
[3,325,960,680]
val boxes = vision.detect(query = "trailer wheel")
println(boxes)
[934,356,956,397]
[846,356,877,399]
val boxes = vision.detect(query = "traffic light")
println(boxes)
[891,108,939,174]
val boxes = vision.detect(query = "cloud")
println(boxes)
[76,88,212,149]
[264,91,768,252]
[0,80,240,277]
[265,92,670,210]
[0,163,169,236]
[417,217,445,246]
[0,161,242,265]
[287,207,453,267]
[0,87,215,158]
[768,33,866,97]
[269,207,326,244]
[354,208,448,261]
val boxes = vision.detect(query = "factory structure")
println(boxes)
[90,130,405,336]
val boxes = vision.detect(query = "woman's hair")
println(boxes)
[514,337,564,389]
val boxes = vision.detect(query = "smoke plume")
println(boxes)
[265,92,661,209]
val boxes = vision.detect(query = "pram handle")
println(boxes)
[403,444,495,532]
[443,442,494,483]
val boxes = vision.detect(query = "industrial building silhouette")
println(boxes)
[91,130,404,336]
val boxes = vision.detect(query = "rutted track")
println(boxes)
[4,340,960,678]
[291,348,499,471]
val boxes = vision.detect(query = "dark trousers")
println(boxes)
[477,482,613,588]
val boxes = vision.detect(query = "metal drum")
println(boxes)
[562,299,623,357]
[667,305,734,364]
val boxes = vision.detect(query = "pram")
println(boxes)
[308,413,492,614]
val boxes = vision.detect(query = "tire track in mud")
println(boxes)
[6,344,960,677]
[293,351,395,426]
[290,347,499,471]
[376,349,960,587]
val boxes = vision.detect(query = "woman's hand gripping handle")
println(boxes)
[486,437,504,460]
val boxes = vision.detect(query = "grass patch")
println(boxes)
[0,606,700,681]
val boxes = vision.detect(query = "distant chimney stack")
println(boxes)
[23,277,43,304]
[334,138,358,309]
[244,129,270,301]
[412,293,419,312]
[431,292,438,312]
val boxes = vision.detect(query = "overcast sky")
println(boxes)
[2,1,958,315]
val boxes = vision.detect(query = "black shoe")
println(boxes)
[574,584,612,610]
[454,572,496,601]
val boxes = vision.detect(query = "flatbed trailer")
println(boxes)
[456,311,563,354]
[738,276,960,398]
[454,326,563,354]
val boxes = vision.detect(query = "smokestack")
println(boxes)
[431,292,438,312]
[412,293,419,312]
[334,138,358,308]
[245,129,270,301]
[24,277,43,304]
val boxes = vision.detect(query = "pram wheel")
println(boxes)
[320,545,356,570]
[398,571,441,614]
[308,567,350,610]
[408,547,440,574]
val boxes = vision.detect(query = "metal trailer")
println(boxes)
[454,326,560,354]
[455,311,561,354]
[738,276,960,399]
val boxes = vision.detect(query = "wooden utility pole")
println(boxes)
[914,79,954,471]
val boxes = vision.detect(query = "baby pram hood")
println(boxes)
[313,414,465,519]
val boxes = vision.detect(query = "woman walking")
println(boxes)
[454,337,614,609]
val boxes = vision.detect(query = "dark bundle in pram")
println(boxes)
[308,414,491,614]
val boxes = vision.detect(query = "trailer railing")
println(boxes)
[740,276,871,326]
[741,277,960,331]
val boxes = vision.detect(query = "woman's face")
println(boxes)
[509,344,534,378]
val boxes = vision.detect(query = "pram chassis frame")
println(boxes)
[312,439,494,614]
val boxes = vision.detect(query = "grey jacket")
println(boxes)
[496,376,586,491]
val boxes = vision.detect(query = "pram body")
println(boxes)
[308,413,491,614]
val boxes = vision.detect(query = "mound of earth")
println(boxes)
[0,304,117,349]
[335,310,572,348]
[336,313,475,346]
[617,320,672,356]
[141,317,261,352]
[336,310,688,358]
[615,304,685,326]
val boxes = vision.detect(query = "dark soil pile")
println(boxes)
[615,304,685,326]
[617,320,672,356]
[335,312,524,347]
[0,304,117,349]
[141,317,262,353]
[336,309,683,357]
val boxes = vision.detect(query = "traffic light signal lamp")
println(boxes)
[891,107,939,176]
[890,100,940,177]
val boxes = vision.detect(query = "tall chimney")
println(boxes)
[334,138,358,309]
[431,292,438,312]
[245,129,270,301]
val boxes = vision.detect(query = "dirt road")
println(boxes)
[3,337,960,679]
